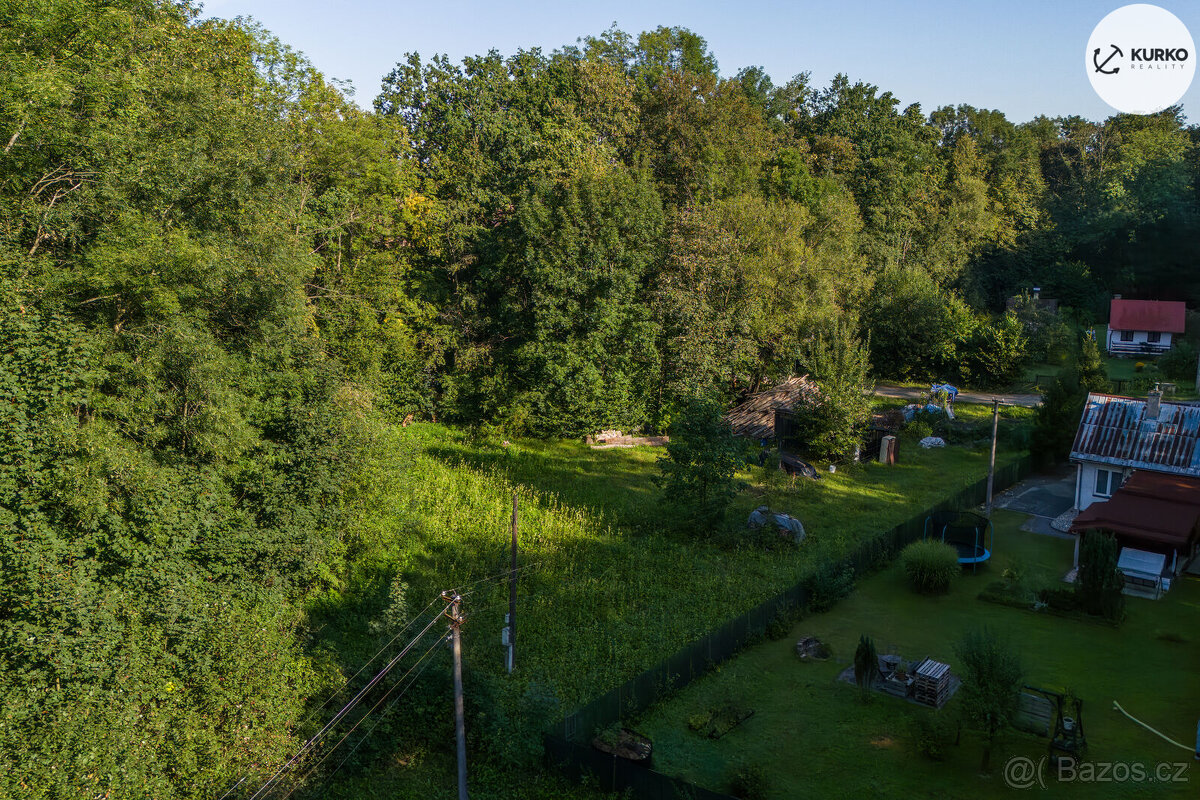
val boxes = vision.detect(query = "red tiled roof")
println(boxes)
[1069,472,1200,548]
[1108,299,1186,333]
[1069,476,1200,549]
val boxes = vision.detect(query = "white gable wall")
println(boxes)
[1075,461,1131,511]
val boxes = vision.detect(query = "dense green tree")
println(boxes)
[959,311,1028,388]
[794,75,943,270]
[861,266,975,381]
[291,78,444,417]
[632,25,719,84]
[788,320,873,460]
[633,66,776,207]
[657,194,863,403]
[0,3,378,795]
[450,166,664,436]
[954,627,1023,772]
[655,398,745,526]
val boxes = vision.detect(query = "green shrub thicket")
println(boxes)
[804,563,856,612]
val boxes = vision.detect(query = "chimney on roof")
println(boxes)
[1147,390,1162,420]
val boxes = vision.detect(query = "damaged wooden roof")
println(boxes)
[725,376,819,439]
[1070,393,1200,476]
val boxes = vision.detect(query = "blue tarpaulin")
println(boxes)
[931,383,959,401]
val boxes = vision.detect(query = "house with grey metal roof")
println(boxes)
[1069,391,1200,511]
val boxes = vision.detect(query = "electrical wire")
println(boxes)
[217,596,443,800]
[223,564,535,799]
[308,595,442,714]
[454,559,547,599]
[246,610,446,800]
[274,631,452,800]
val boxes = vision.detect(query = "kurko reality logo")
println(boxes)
[1086,4,1195,114]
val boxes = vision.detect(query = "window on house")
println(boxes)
[1094,468,1120,498]
[1148,331,1162,343]
[1120,330,1134,342]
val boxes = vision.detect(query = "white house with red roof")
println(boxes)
[1105,298,1186,355]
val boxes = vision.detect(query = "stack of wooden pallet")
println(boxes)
[914,658,952,708]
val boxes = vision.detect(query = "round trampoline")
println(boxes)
[923,510,993,573]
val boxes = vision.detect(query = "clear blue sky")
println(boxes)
[201,0,1200,122]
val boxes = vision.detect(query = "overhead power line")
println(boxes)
[275,631,453,800]
[246,609,445,800]
[217,596,443,800]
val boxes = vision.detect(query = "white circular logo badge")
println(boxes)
[1087,4,1195,114]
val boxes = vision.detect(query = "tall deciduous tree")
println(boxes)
[657,194,863,404]
[451,166,664,436]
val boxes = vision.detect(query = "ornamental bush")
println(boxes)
[902,539,961,595]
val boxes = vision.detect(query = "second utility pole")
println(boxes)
[986,398,1000,516]
[507,493,518,674]
[444,591,469,800]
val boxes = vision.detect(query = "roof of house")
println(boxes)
[1108,299,1186,333]
[1069,472,1200,548]
[1070,393,1200,477]
[725,376,819,439]
[1120,470,1200,505]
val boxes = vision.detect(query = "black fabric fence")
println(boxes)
[545,455,1032,797]
[545,735,738,800]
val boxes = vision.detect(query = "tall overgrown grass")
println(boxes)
[321,420,1029,708]
[306,416,1030,795]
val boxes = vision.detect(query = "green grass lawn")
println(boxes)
[634,511,1200,798]
[310,410,1032,797]
[1015,355,1197,400]
[1018,362,1063,392]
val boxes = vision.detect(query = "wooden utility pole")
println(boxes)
[986,398,1000,516]
[444,592,469,800]
[507,493,518,675]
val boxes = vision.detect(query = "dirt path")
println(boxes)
[872,383,1042,407]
